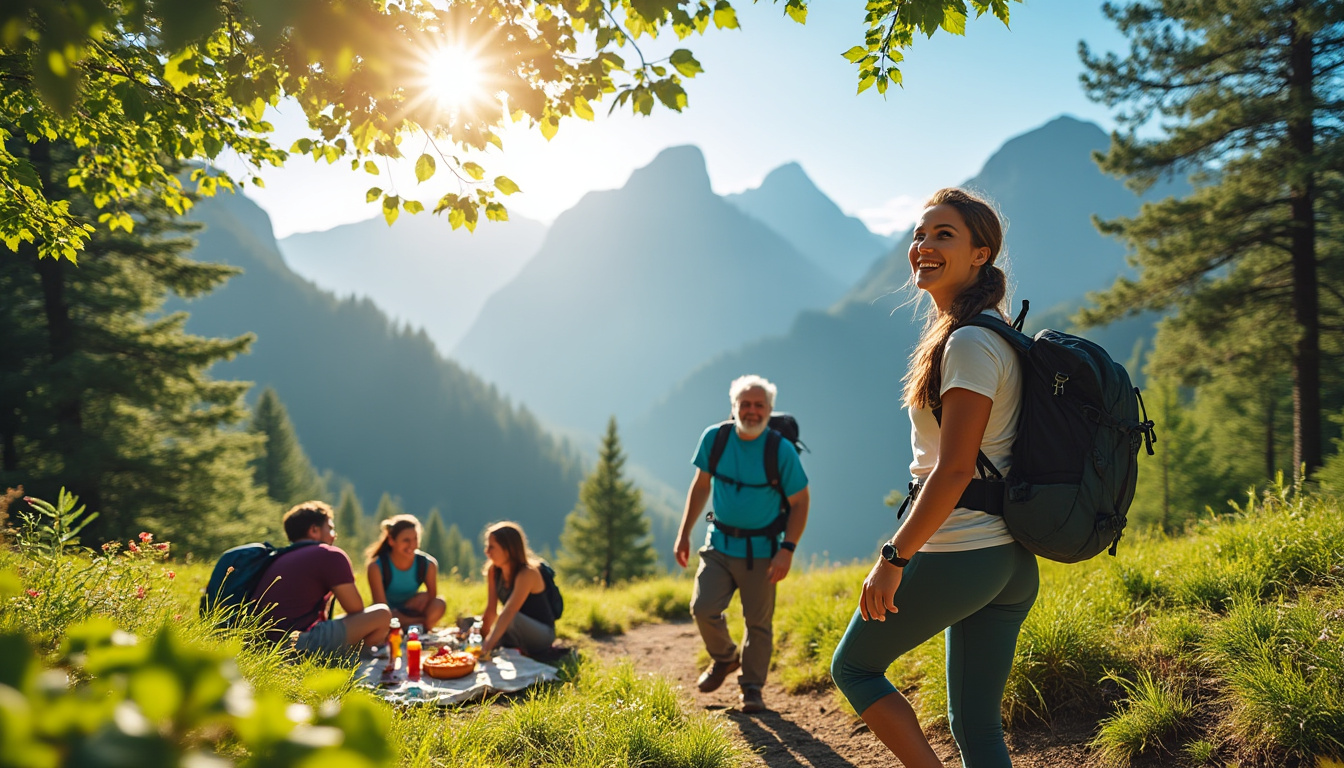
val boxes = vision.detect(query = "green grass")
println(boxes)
[1092,672,1195,767]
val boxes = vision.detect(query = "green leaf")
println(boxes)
[784,0,807,24]
[365,187,382,203]
[712,1,738,30]
[494,176,520,196]
[414,154,435,183]
[842,46,868,63]
[940,8,967,35]
[669,49,703,78]
[572,95,595,121]
[857,74,877,94]
[448,207,466,230]
[402,199,424,214]
[462,162,485,181]
[364,160,379,175]
[163,48,198,91]
[485,202,508,222]
[382,195,399,226]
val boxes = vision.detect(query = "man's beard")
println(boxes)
[735,416,768,438]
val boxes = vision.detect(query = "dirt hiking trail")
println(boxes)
[585,620,1100,768]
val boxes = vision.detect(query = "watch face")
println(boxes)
[881,543,896,562]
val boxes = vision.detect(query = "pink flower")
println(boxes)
[155,543,169,551]
[139,532,153,543]
[135,585,146,599]
[128,542,140,553]
[101,542,113,552]
[25,589,40,598]
[22,497,34,504]
[165,570,176,580]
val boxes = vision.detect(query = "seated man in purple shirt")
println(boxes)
[251,501,391,656]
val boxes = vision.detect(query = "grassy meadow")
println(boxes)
[3,484,1343,766]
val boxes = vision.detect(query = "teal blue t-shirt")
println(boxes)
[382,553,426,609]
[692,424,808,559]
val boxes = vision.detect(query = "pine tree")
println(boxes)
[374,493,404,522]
[0,137,273,553]
[443,523,479,579]
[333,484,367,556]
[423,506,449,564]
[557,417,654,586]
[1079,1,1344,479]
[250,387,325,505]
[1130,374,1229,531]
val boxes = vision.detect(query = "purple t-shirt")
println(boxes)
[250,542,355,639]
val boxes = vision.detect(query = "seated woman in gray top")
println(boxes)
[478,521,557,656]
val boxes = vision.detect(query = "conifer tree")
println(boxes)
[374,493,404,522]
[250,387,325,506]
[558,417,654,586]
[0,138,273,552]
[443,523,479,579]
[1079,1,1344,478]
[333,484,366,556]
[423,507,449,563]
[1131,374,1228,531]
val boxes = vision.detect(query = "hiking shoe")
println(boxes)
[696,658,741,693]
[740,686,766,713]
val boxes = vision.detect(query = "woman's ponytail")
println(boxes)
[901,188,1008,410]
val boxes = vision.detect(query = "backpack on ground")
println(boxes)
[904,302,1157,562]
[705,413,808,568]
[199,540,319,627]
[538,561,564,620]
[377,550,429,589]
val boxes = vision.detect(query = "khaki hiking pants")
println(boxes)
[690,546,776,689]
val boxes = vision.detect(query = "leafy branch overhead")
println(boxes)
[2,0,1016,260]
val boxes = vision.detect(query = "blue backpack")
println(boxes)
[199,540,319,627]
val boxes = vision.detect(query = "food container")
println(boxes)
[423,649,477,680]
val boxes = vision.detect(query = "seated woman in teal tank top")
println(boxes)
[365,514,448,630]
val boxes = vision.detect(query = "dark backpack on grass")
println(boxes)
[199,539,319,627]
[705,413,808,568]
[904,302,1157,562]
[538,561,564,620]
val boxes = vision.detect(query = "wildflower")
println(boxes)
[128,542,141,553]
[139,532,154,543]
[25,589,40,598]
[101,542,113,552]
[135,585,146,599]
[156,543,169,551]
[166,570,176,580]
[174,614,182,621]
[22,496,34,504]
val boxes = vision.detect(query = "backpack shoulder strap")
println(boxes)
[959,313,1033,354]
[378,551,391,586]
[414,551,429,584]
[762,428,791,514]
[707,421,734,478]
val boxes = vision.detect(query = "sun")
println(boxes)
[423,44,487,113]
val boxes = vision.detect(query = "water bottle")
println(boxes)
[406,628,422,683]
[388,618,402,660]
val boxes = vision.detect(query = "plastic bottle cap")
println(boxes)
[390,618,400,629]
[407,629,419,641]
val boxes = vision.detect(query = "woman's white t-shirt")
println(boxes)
[908,317,1021,552]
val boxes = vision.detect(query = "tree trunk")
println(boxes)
[29,139,104,524]
[1264,388,1276,482]
[1287,14,1321,480]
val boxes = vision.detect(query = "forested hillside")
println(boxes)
[452,145,846,435]
[177,190,585,549]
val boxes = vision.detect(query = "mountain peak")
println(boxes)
[623,145,713,196]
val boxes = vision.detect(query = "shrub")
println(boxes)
[1092,671,1195,767]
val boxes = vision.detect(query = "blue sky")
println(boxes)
[233,1,1130,238]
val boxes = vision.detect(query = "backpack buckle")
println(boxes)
[1053,373,1069,396]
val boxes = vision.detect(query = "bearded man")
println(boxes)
[673,374,811,713]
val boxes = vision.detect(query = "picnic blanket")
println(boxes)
[354,647,560,706]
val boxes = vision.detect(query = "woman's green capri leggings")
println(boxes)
[830,542,1038,767]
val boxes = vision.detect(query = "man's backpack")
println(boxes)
[199,540,319,627]
[905,302,1157,563]
[377,550,429,590]
[705,413,808,568]
[538,561,564,620]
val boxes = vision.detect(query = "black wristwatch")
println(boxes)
[880,542,910,568]
[780,541,797,552]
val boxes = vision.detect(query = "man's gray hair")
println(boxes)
[729,374,777,410]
